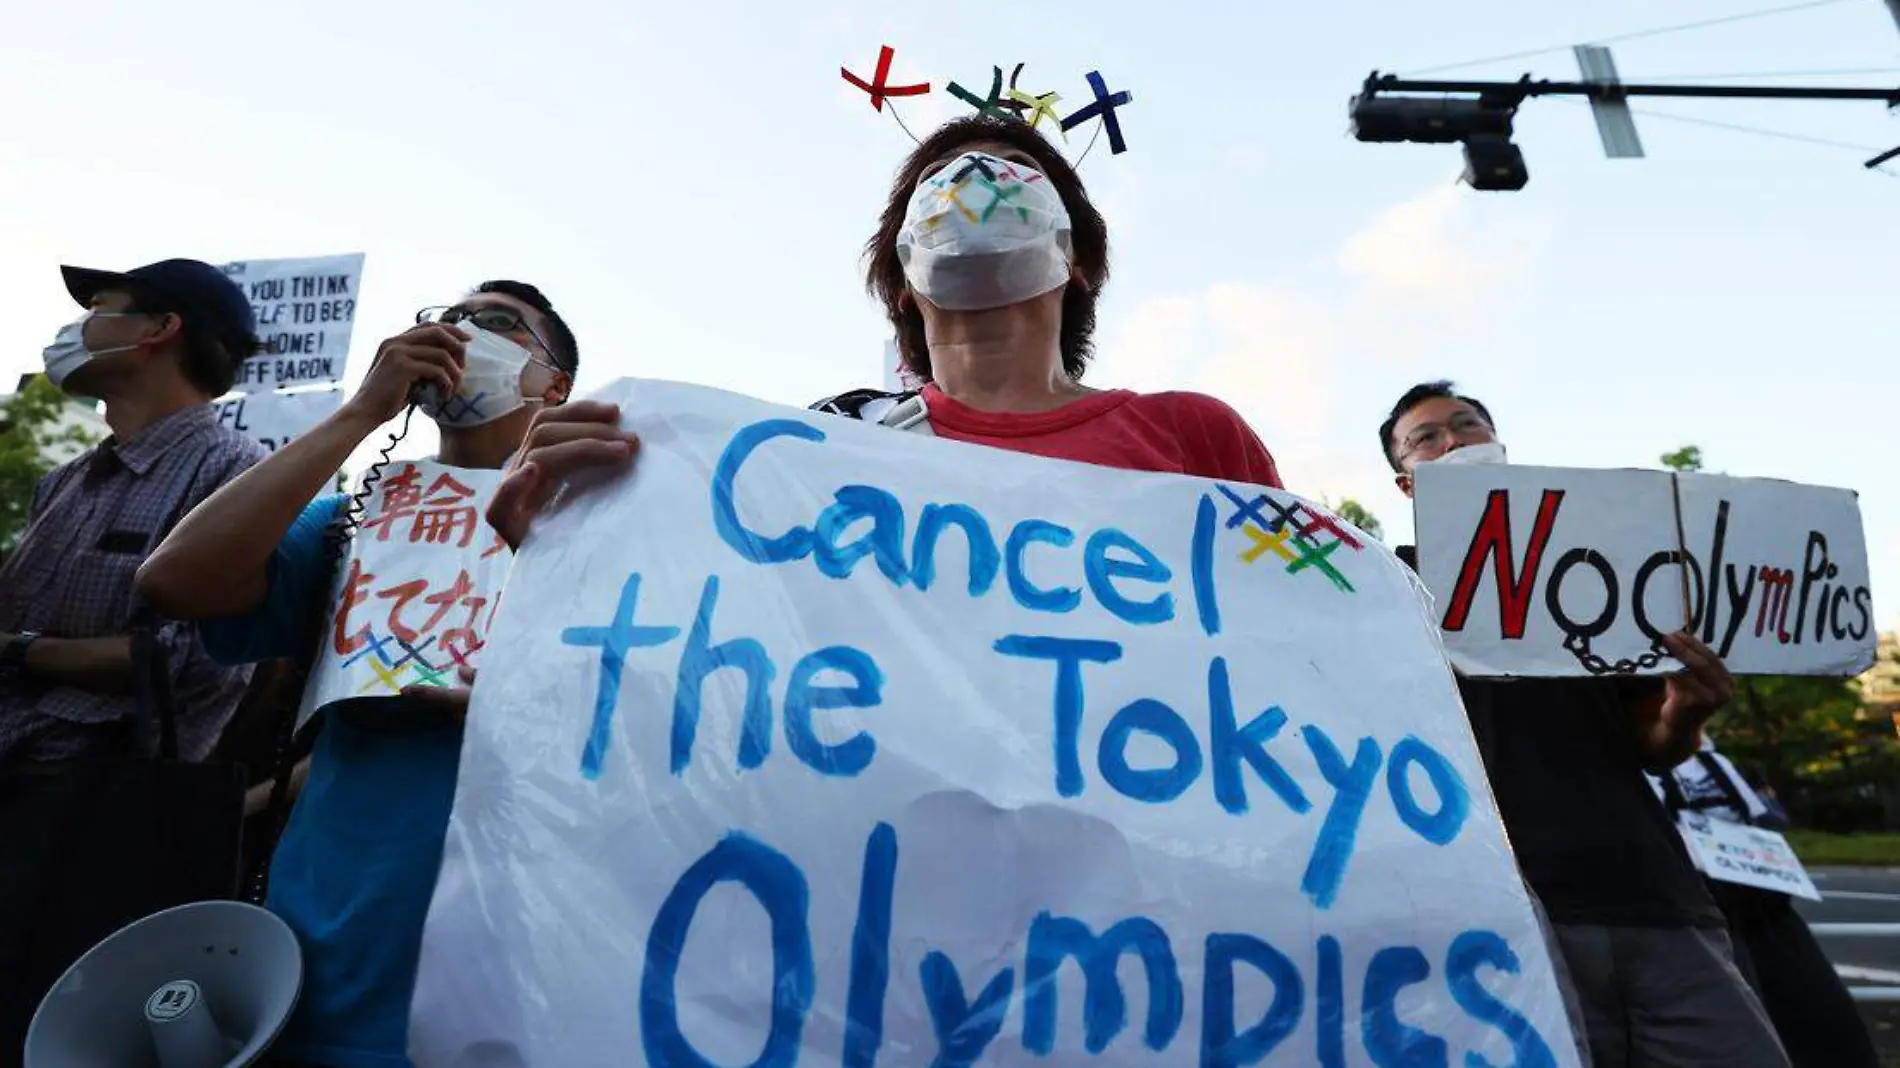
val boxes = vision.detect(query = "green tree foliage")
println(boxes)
[1332,498,1384,542]
[1659,445,1703,473]
[1716,674,1899,831]
[0,376,99,552]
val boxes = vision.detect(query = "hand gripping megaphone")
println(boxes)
[24,900,302,1068]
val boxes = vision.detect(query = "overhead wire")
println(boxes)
[1402,0,1855,76]
[1623,107,1887,153]
[1550,95,1886,154]
[1632,66,1900,81]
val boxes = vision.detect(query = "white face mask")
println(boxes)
[1426,441,1509,466]
[896,151,1073,311]
[41,312,141,388]
[421,325,552,428]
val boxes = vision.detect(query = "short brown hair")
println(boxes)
[864,116,1110,383]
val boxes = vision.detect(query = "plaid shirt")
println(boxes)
[0,404,266,765]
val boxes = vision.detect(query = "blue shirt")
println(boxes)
[204,495,463,1068]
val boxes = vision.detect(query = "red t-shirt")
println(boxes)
[920,384,1283,488]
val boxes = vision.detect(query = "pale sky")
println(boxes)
[1,0,1893,631]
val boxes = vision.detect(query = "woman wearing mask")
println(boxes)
[485,115,1281,550]
[137,281,578,1068]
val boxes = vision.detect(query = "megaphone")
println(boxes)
[24,900,302,1068]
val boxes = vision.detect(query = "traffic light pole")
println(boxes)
[1351,70,1900,189]
[1363,73,1900,106]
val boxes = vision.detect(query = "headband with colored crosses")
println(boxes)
[841,46,1134,163]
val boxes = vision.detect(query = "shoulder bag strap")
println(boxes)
[246,505,352,905]
[810,388,934,435]
[124,446,224,760]
[877,393,933,435]
[1694,752,1756,825]
[1656,767,1692,817]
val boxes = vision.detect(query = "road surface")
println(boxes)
[1800,867,1900,1064]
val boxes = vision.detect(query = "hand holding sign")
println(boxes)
[402,663,479,721]
[1654,631,1735,752]
[414,380,1585,1068]
[488,401,639,551]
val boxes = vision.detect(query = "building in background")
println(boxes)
[1861,631,1900,736]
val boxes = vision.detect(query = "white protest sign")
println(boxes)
[218,253,366,392]
[410,379,1581,1068]
[1676,473,1876,676]
[1414,464,1876,678]
[1676,811,1821,901]
[211,388,341,452]
[298,459,510,728]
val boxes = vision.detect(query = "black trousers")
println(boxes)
[0,761,243,1067]
[1712,881,1880,1068]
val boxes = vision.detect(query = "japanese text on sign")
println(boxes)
[298,460,509,728]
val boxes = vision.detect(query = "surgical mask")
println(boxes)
[421,324,550,428]
[1427,441,1508,466]
[896,152,1073,311]
[41,313,141,387]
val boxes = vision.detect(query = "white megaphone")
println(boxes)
[24,900,302,1068]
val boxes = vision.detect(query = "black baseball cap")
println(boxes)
[60,258,258,351]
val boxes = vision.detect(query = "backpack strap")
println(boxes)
[1693,752,1757,826]
[809,388,934,436]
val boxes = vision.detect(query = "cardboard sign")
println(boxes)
[218,253,366,392]
[298,460,510,728]
[409,380,1581,1068]
[1677,811,1821,901]
[211,388,341,452]
[1414,464,1876,678]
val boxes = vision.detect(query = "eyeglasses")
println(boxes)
[1399,412,1492,459]
[416,304,561,367]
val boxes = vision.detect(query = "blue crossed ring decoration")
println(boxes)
[1060,70,1134,155]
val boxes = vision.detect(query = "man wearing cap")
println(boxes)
[0,259,267,767]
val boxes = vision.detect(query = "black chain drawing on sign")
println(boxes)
[1562,631,1670,676]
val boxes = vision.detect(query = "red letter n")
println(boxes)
[1441,489,1566,639]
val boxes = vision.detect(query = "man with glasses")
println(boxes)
[138,280,578,1068]
[1379,381,1789,1068]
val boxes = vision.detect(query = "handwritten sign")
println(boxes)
[409,380,1580,1067]
[1414,464,1876,678]
[298,459,509,728]
[218,253,366,392]
[211,388,341,452]
[1677,811,1821,901]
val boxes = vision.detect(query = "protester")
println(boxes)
[1653,733,1879,1068]
[1382,380,1790,1068]
[484,116,1279,554]
[1,259,267,764]
[0,258,270,1056]
[138,281,577,1068]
